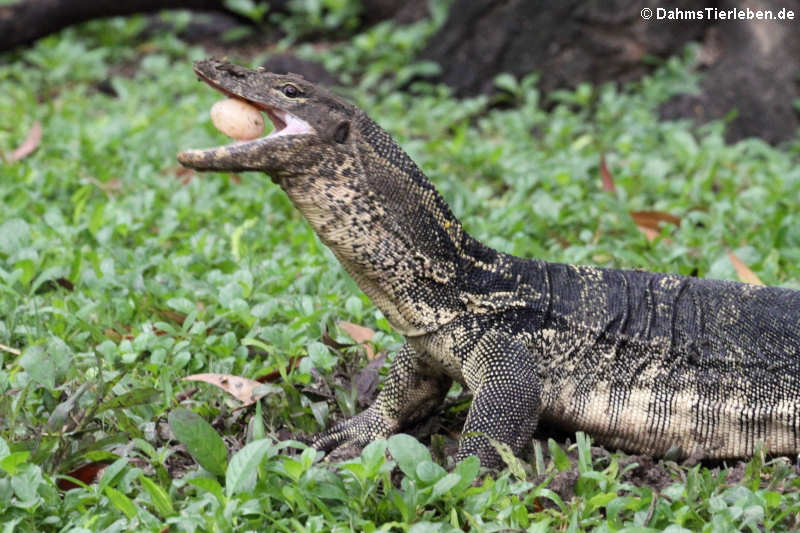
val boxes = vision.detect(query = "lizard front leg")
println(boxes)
[313,341,452,454]
[456,331,540,468]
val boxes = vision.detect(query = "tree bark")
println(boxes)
[660,0,800,144]
[421,0,707,96]
[0,0,259,52]
[0,0,427,53]
[421,0,800,144]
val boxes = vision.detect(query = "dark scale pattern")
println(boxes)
[178,60,800,468]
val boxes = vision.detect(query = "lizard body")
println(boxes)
[179,59,800,467]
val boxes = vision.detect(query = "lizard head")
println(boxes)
[177,58,356,176]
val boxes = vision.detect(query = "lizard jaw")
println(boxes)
[177,62,314,171]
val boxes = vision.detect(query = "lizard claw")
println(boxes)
[312,406,399,454]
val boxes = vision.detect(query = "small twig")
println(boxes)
[0,343,21,356]
[644,491,658,526]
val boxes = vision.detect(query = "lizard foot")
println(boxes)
[312,406,399,456]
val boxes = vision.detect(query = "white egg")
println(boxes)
[210,98,265,140]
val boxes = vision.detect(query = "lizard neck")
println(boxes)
[282,113,472,335]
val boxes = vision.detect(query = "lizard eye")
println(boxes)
[282,84,300,98]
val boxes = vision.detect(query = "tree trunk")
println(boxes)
[660,0,800,144]
[0,0,427,53]
[421,0,800,144]
[0,0,256,52]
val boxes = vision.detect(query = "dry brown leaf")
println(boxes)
[630,210,681,242]
[636,226,661,242]
[600,154,615,193]
[173,166,196,185]
[321,329,349,350]
[630,210,681,230]
[9,121,42,162]
[57,462,109,491]
[355,352,387,407]
[338,320,377,359]
[183,373,271,406]
[338,321,374,343]
[55,278,74,291]
[158,308,188,325]
[87,176,123,194]
[727,250,764,286]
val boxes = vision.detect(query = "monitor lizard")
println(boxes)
[178,59,800,468]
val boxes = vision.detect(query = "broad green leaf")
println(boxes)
[188,477,225,504]
[97,457,129,492]
[10,464,43,505]
[139,475,175,517]
[360,439,387,477]
[19,341,72,390]
[408,522,442,533]
[528,519,553,533]
[281,457,305,482]
[431,472,461,500]
[587,491,616,513]
[0,452,30,476]
[452,456,480,494]
[105,486,137,519]
[307,341,336,372]
[0,219,30,255]
[387,434,431,480]
[168,408,228,477]
[225,438,274,498]
[415,460,446,485]
[166,297,195,315]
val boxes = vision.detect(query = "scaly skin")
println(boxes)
[179,59,800,468]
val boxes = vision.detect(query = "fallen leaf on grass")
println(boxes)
[183,373,279,406]
[636,226,660,242]
[322,327,349,350]
[57,462,109,491]
[338,320,377,359]
[630,210,681,242]
[727,250,764,286]
[157,308,187,325]
[355,352,387,407]
[600,154,615,193]
[8,121,42,162]
[56,278,74,291]
[176,167,195,185]
[86,176,123,195]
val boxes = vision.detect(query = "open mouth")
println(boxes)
[177,61,315,171]
[198,70,313,140]
[262,106,314,138]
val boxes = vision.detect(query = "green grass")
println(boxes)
[1,5,800,531]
